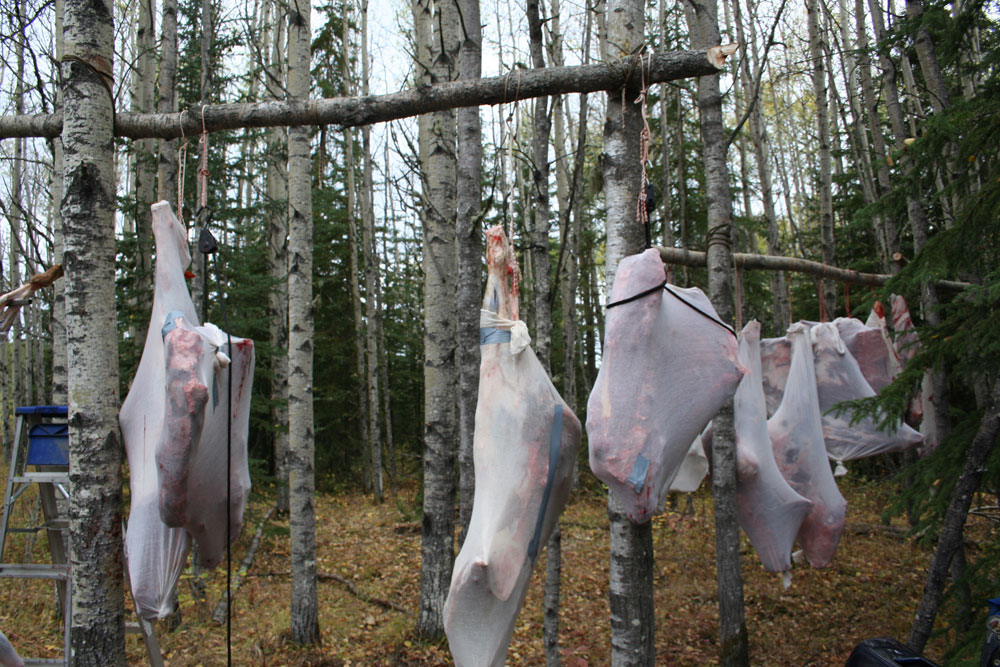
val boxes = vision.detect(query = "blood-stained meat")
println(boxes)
[734,321,812,573]
[587,249,744,523]
[767,323,846,568]
[119,201,255,619]
[444,227,580,667]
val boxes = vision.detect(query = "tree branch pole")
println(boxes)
[0,48,732,140]
[655,246,970,291]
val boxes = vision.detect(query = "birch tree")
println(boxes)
[602,0,655,662]
[61,0,126,659]
[156,0,179,204]
[685,0,748,663]
[131,0,156,346]
[50,0,66,407]
[415,0,460,639]
[287,0,319,644]
[807,0,836,318]
[455,0,483,539]
[266,0,289,513]
[360,0,384,503]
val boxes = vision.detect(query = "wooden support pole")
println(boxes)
[0,48,731,140]
[655,246,970,291]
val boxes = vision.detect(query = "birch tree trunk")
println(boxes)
[287,0,319,644]
[415,0,460,639]
[9,0,26,412]
[266,0,289,514]
[342,7,372,495]
[527,0,553,372]
[686,0,749,664]
[807,0,836,318]
[905,0,951,113]
[738,0,789,331]
[51,0,67,406]
[602,0,655,663]
[361,0,384,503]
[61,0,126,659]
[869,0,950,434]
[455,0,483,541]
[156,0,179,204]
[855,0,901,267]
[132,0,156,347]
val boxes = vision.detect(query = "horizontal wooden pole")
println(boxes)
[656,246,970,291]
[0,48,732,140]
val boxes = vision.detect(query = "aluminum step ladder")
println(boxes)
[1,406,164,666]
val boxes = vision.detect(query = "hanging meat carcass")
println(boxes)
[893,293,947,454]
[759,321,921,465]
[444,226,580,667]
[119,202,254,619]
[668,437,709,494]
[158,313,254,569]
[587,248,744,523]
[811,322,922,466]
[0,630,23,667]
[120,202,194,618]
[835,315,901,393]
[734,321,812,574]
[767,322,846,568]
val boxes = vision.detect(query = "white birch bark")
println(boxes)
[854,0,902,267]
[51,0,67,407]
[287,0,319,644]
[266,0,289,513]
[527,0,552,373]
[686,0,748,663]
[156,0,179,204]
[9,0,26,412]
[61,0,126,659]
[738,1,789,330]
[415,0,460,639]
[602,0,654,664]
[807,0,836,318]
[361,0,384,503]
[341,5,372,494]
[132,0,156,348]
[455,0,483,541]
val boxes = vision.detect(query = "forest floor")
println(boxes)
[0,470,968,666]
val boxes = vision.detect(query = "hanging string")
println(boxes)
[177,119,188,226]
[635,52,653,249]
[502,69,522,244]
[198,105,210,215]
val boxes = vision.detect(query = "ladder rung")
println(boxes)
[23,659,67,666]
[14,473,70,484]
[0,563,69,580]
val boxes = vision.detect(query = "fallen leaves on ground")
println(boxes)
[0,474,955,665]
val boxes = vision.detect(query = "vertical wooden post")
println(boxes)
[61,0,126,661]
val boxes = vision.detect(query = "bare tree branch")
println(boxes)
[0,47,733,139]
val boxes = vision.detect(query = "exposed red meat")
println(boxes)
[586,248,744,523]
[444,227,580,667]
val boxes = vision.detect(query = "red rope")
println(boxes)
[635,53,652,233]
[198,105,210,212]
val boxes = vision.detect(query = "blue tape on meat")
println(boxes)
[528,404,563,562]
[627,454,650,494]
[480,327,512,345]
[161,310,186,338]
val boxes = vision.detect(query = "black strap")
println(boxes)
[605,279,668,309]
[606,280,736,338]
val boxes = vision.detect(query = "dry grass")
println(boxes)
[0,470,951,666]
